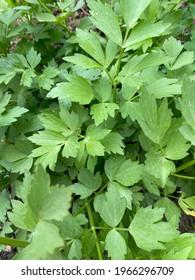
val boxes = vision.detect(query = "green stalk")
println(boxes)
[171,173,195,180]
[0,236,29,248]
[86,202,103,260]
[175,159,195,173]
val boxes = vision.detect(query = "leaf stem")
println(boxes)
[0,236,29,248]
[86,201,103,260]
[175,159,195,173]
[171,173,195,180]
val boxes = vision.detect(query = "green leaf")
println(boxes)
[8,200,36,232]
[115,159,144,187]
[74,168,102,199]
[62,136,79,158]
[164,234,195,260]
[146,78,181,98]
[91,103,119,125]
[21,68,36,87]
[94,184,126,227]
[40,186,72,221]
[36,13,56,22]
[129,206,179,251]
[26,47,41,69]
[109,181,133,210]
[86,124,111,140]
[60,215,84,240]
[164,130,191,160]
[68,239,82,260]
[27,165,50,221]
[64,54,102,69]
[145,152,175,187]
[101,132,124,155]
[155,197,181,228]
[87,0,122,46]
[37,66,59,90]
[121,0,152,30]
[0,192,10,223]
[86,140,105,157]
[180,124,195,145]
[0,94,28,127]
[76,29,105,65]
[13,221,64,260]
[124,20,170,49]
[30,145,61,170]
[105,229,127,260]
[137,91,172,144]
[93,77,112,102]
[47,75,94,105]
[179,77,195,131]
[105,156,125,182]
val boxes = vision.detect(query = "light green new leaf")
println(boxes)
[164,130,190,160]
[121,0,152,30]
[145,152,175,187]
[64,54,102,69]
[87,0,122,46]
[105,39,118,68]
[40,186,72,221]
[129,206,179,251]
[124,20,170,49]
[26,47,41,69]
[47,75,94,105]
[86,124,111,140]
[0,106,28,127]
[30,145,61,170]
[86,140,105,157]
[62,136,79,158]
[94,184,126,227]
[28,130,66,145]
[36,13,56,22]
[76,29,105,65]
[101,132,124,155]
[91,103,119,125]
[13,221,64,260]
[115,159,144,187]
[163,36,183,66]
[21,68,36,87]
[105,229,127,260]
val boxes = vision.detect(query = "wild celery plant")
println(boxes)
[0,0,195,260]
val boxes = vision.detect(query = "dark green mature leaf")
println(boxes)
[94,184,126,227]
[121,0,152,30]
[129,206,179,251]
[87,0,122,46]
[105,229,127,260]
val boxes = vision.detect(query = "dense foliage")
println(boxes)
[0,0,195,260]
